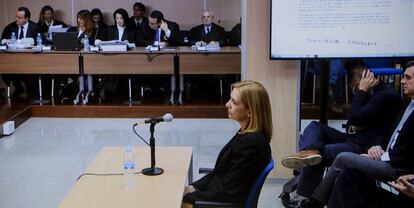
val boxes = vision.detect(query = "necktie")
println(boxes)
[19,26,24,39]
[386,101,414,151]
[206,28,210,35]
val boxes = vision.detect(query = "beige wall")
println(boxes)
[0,0,240,33]
[244,0,299,178]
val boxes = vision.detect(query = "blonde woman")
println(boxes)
[182,80,273,208]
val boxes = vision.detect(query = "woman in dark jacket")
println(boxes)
[91,8,107,41]
[182,80,273,208]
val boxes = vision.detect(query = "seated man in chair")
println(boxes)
[280,65,402,206]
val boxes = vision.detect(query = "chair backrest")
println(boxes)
[363,59,393,69]
[244,157,274,208]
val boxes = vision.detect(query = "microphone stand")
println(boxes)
[142,122,164,176]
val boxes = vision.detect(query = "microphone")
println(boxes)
[144,113,173,124]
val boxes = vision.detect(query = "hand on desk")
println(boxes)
[1,39,10,45]
[388,174,414,198]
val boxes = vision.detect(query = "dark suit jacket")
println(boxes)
[93,23,108,41]
[345,83,402,150]
[67,27,96,47]
[105,25,136,44]
[388,101,414,172]
[37,19,67,34]
[229,23,241,46]
[189,23,227,46]
[137,19,181,46]
[127,16,149,33]
[185,132,271,206]
[1,20,40,40]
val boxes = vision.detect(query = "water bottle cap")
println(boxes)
[125,146,133,152]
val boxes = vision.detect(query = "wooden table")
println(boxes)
[82,48,176,74]
[177,46,241,74]
[59,146,193,208]
[0,50,79,74]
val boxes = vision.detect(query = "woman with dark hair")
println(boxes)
[91,8,107,41]
[98,8,136,101]
[105,8,136,43]
[37,5,67,35]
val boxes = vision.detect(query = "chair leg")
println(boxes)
[123,78,141,105]
[170,75,175,104]
[178,74,184,104]
[312,74,316,104]
[345,74,349,104]
[33,74,50,104]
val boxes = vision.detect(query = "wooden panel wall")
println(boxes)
[0,0,240,34]
[245,0,299,178]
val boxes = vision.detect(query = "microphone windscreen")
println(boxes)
[163,113,173,122]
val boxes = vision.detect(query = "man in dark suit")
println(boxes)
[280,65,402,206]
[140,10,180,47]
[127,2,149,35]
[189,10,227,46]
[1,7,40,42]
[299,61,414,208]
[229,22,241,46]
[1,7,40,99]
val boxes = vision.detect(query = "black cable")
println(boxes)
[133,123,150,146]
[76,171,142,181]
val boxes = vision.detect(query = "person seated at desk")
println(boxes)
[189,10,227,47]
[228,22,241,46]
[37,5,67,38]
[1,7,40,99]
[91,8,107,41]
[66,10,96,102]
[139,10,181,47]
[280,65,402,206]
[127,2,149,38]
[97,8,136,101]
[297,61,414,208]
[181,80,272,208]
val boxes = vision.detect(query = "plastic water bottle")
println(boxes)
[83,35,90,51]
[36,33,42,51]
[11,32,16,44]
[123,146,135,189]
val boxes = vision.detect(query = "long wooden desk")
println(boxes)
[0,50,79,74]
[59,146,193,208]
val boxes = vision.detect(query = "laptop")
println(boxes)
[52,32,81,51]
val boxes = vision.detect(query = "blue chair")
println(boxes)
[363,59,403,95]
[194,158,274,208]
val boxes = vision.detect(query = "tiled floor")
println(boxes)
[0,118,299,208]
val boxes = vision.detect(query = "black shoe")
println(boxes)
[279,192,300,208]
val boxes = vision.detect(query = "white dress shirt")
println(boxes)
[117,25,125,41]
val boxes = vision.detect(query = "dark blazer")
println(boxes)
[1,20,40,40]
[189,23,227,46]
[184,132,271,206]
[345,83,402,150]
[388,101,414,172]
[93,23,108,41]
[105,25,136,43]
[67,27,96,47]
[37,19,67,34]
[137,19,181,46]
[229,23,241,46]
[127,16,149,33]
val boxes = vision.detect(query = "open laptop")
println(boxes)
[52,32,81,51]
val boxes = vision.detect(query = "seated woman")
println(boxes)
[182,80,273,208]
[91,8,107,41]
[67,10,95,103]
[98,8,136,101]
[37,5,67,42]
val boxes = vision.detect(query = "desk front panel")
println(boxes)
[83,53,174,74]
[180,53,241,74]
[0,52,79,74]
